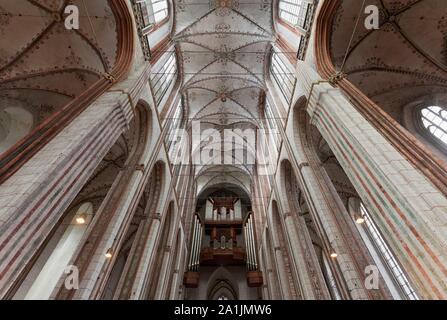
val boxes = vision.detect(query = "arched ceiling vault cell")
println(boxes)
[195,178,252,212]
[330,0,447,122]
[173,0,274,130]
[0,0,118,119]
[195,164,253,199]
[0,0,133,183]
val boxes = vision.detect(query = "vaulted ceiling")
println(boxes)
[173,0,274,194]
[0,0,119,150]
[174,0,273,127]
[330,0,447,122]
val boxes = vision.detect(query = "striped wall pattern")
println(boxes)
[283,141,372,299]
[0,90,133,298]
[307,81,447,299]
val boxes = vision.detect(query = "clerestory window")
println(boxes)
[270,48,296,104]
[358,203,419,300]
[420,106,447,146]
[137,0,169,27]
[150,52,178,105]
[278,0,312,29]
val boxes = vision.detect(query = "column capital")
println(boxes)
[298,162,309,170]
[151,212,161,220]
[284,211,293,217]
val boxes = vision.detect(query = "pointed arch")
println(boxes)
[206,267,239,300]
[0,0,135,184]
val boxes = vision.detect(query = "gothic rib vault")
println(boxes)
[330,0,447,122]
[0,0,136,185]
[0,0,119,129]
[173,0,274,196]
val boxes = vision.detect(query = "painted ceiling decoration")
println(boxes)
[173,0,275,195]
[173,0,274,127]
[0,0,119,132]
[330,0,447,122]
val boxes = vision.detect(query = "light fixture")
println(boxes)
[354,213,365,224]
[329,245,338,259]
[75,213,87,225]
[105,248,113,259]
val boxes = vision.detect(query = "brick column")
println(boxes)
[267,218,294,299]
[277,71,396,299]
[261,232,281,299]
[298,162,371,299]
[297,61,447,299]
[0,88,135,298]
[129,217,161,299]
[283,212,331,299]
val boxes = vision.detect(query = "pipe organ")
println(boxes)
[183,197,263,288]
[188,214,203,272]
[244,213,263,287]
[200,197,245,266]
[183,214,203,287]
[244,214,257,271]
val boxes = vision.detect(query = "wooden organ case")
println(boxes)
[183,197,263,288]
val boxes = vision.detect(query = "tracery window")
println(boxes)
[150,52,178,105]
[138,0,169,27]
[420,106,447,145]
[166,99,184,152]
[278,0,312,29]
[265,100,281,151]
[270,48,295,104]
[359,203,419,300]
[21,202,94,299]
[132,0,170,59]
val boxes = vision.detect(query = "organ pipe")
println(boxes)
[188,217,197,270]
[248,216,258,268]
[205,199,213,220]
[192,216,200,271]
[244,223,249,269]
[245,218,253,271]
[189,215,203,272]
[191,217,197,270]
[246,217,252,270]
[244,214,258,271]
[235,200,242,220]
[248,216,255,270]
[196,220,203,271]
